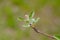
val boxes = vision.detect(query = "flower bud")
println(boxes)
[24,15,29,20]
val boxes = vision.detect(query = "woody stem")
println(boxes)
[30,24,56,40]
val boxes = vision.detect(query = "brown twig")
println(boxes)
[30,24,56,40]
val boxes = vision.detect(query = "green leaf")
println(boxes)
[18,17,24,21]
[53,36,60,40]
[29,11,35,19]
[23,21,30,27]
[35,17,40,23]
[29,19,35,24]
[23,24,30,27]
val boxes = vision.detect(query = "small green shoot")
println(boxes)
[18,11,40,27]
[18,11,57,40]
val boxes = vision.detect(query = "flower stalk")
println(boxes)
[30,23,56,40]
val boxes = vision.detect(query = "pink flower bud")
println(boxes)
[24,15,29,20]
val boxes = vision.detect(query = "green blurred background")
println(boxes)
[0,0,60,40]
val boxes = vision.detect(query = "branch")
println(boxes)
[30,24,56,40]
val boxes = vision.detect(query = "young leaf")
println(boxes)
[18,17,24,21]
[29,11,35,19]
[53,36,60,40]
[23,24,30,27]
[35,17,40,23]
[29,19,35,24]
